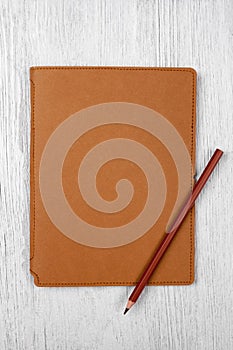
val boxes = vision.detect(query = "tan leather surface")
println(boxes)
[30,67,196,286]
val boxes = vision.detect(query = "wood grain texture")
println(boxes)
[0,0,232,349]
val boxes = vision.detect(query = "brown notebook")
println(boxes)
[30,66,196,286]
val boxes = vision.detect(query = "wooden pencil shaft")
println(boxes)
[129,149,223,303]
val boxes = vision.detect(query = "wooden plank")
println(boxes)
[0,0,232,349]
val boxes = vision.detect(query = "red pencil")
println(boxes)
[124,149,223,314]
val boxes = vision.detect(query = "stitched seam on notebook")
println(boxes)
[30,67,195,285]
[190,70,195,283]
[30,66,195,72]
[30,269,192,286]
[30,79,36,261]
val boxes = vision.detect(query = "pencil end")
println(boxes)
[123,300,135,315]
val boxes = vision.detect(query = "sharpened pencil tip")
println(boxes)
[124,308,129,315]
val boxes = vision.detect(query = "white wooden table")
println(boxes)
[1,1,232,349]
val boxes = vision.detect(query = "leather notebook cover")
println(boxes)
[30,67,196,286]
